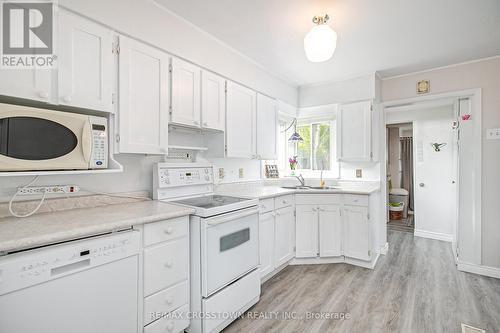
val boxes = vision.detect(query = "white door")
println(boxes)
[201,71,225,131]
[171,57,201,127]
[118,36,169,154]
[58,10,113,112]
[413,115,455,238]
[343,205,370,261]
[256,93,278,160]
[295,205,318,258]
[318,204,342,257]
[338,101,372,161]
[274,206,295,266]
[0,68,52,103]
[226,81,256,158]
[258,211,275,278]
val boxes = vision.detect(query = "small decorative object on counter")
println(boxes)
[289,156,298,176]
[265,164,279,178]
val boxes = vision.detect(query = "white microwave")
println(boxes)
[0,103,108,171]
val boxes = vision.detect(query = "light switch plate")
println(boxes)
[486,128,500,140]
[356,169,362,178]
[239,168,244,178]
[218,168,225,179]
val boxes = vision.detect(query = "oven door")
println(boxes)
[201,206,259,297]
[0,105,91,171]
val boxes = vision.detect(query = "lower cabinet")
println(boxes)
[295,194,373,262]
[258,195,295,280]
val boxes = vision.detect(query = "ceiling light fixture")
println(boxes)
[304,14,337,63]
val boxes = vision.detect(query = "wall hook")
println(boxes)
[431,143,446,152]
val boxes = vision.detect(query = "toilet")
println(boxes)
[389,188,409,219]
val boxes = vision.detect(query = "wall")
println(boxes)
[387,127,400,188]
[60,0,298,106]
[298,74,377,107]
[381,56,500,269]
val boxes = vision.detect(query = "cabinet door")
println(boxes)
[258,212,275,278]
[337,101,372,161]
[226,81,256,158]
[274,206,295,267]
[171,57,201,127]
[318,205,342,257]
[201,71,225,131]
[256,93,278,160]
[295,205,318,258]
[58,10,113,112]
[118,36,169,154]
[343,205,371,261]
[0,69,52,102]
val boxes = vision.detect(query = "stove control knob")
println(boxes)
[205,175,210,181]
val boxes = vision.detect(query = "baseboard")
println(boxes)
[414,229,452,242]
[379,242,389,255]
[457,261,500,280]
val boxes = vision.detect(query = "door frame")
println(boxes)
[380,88,482,266]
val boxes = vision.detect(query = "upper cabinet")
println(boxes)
[58,10,113,112]
[0,67,52,103]
[337,100,373,162]
[170,57,201,128]
[256,93,278,160]
[118,36,169,154]
[201,70,225,131]
[225,81,256,158]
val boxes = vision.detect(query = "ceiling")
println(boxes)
[155,0,500,86]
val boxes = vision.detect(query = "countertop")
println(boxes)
[216,184,380,199]
[0,200,194,253]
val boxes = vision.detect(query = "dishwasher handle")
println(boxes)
[51,258,91,276]
[206,207,258,226]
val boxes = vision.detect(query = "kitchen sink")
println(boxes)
[281,186,311,190]
[309,186,341,190]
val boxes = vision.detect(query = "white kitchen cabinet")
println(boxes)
[226,81,256,158]
[118,36,169,154]
[274,206,295,267]
[171,57,201,128]
[343,205,371,261]
[295,205,318,258]
[256,93,278,160]
[318,204,342,257]
[0,68,52,103]
[258,211,275,277]
[58,10,113,112]
[337,100,372,161]
[201,70,225,131]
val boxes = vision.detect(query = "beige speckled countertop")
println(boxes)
[0,200,194,253]
[216,185,380,199]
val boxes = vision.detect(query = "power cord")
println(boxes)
[9,176,48,218]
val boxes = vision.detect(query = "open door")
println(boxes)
[451,100,461,260]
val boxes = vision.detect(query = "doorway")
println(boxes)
[386,123,414,233]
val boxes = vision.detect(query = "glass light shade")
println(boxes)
[304,24,337,62]
[288,131,303,142]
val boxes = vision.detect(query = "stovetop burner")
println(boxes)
[172,195,250,209]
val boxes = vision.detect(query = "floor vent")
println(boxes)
[461,323,486,333]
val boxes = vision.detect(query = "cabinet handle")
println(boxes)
[62,95,72,103]
[38,91,49,99]
[282,200,288,204]
[203,122,208,126]
[164,260,173,268]
[163,227,174,234]
[193,120,199,125]
[276,212,281,216]
[166,321,175,331]
[165,296,173,305]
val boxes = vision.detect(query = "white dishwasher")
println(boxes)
[0,230,140,333]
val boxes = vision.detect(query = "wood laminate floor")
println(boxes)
[223,230,500,333]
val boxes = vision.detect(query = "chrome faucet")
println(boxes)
[295,174,305,187]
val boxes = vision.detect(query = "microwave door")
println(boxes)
[0,109,91,171]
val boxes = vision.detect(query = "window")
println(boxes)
[277,116,339,178]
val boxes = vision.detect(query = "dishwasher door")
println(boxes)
[0,231,140,333]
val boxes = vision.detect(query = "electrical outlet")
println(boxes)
[486,128,500,140]
[17,185,80,195]
[218,168,225,179]
[239,168,244,178]
[356,169,363,178]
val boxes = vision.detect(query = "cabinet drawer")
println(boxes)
[144,238,189,296]
[144,280,189,326]
[343,194,368,207]
[259,198,275,213]
[296,194,341,205]
[144,304,189,333]
[275,194,294,209]
[144,216,189,247]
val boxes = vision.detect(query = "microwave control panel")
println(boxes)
[89,117,108,169]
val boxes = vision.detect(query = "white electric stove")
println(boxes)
[153,163,261,333]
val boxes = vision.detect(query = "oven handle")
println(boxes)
[81,120,92,163]
[206,207,258,226]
